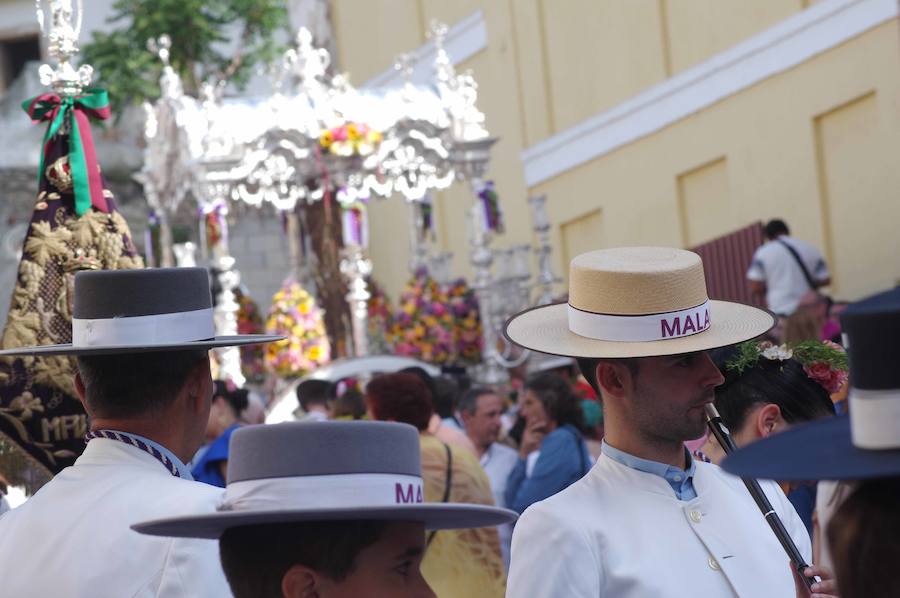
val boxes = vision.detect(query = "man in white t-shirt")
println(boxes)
[459,387,518,569]
[746,219,830,316]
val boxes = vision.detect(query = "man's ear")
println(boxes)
[282,564,320,598]
[755,403,782,438]
[182,357,212,416]
[596,361,631,400]
[74,371,89,411]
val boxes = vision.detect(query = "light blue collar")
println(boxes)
[602,440,697,500]
[110,430,194,481]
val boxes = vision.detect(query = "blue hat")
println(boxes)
[722,287,900,480]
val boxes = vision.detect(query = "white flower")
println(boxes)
[761,344,793,361]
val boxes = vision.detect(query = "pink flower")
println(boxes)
[825,370,849,394]
[804,362,845,394]
[823,340,845,353]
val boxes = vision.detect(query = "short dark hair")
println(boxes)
[576,357,639,397]
[458,387,496,416]
[828,478,900,598]
[219,520,387,598]
[213,380,249,417]
[76,350,208,419]
[432,376,460,419]
[365,372,433,431]
[295,379,335,411]
[524,372,584,429]
[764,219,790,240]
[710,346,835,431]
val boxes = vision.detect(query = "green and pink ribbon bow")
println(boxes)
[22,88,112,216]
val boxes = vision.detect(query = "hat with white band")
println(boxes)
[505,247,775,359]
[0,267,282,356]
[132,421,517,538]
[722,287,900,480]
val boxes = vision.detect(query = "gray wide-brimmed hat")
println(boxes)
[0,267,281,356]
[133,421,517,538]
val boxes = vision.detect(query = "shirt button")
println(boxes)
[690,510,702,523]
[673,475,682,482]
[708,556,720,571]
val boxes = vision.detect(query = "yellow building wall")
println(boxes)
[533,20,900,302]
[333,1,900,304]
[663,0,803,73]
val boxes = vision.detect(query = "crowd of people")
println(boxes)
[0,233,897,597]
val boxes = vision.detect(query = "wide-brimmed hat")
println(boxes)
[133,421,517,538]
[0,267,281,356]
[722,287,900,480]
[505,247,774,359]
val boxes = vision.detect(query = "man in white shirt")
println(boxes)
[747,219,830,316]
[0,268,279,597]
[503,247,836,597]
[459,386,519,569]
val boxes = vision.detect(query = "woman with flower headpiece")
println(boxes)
[695,340,846,536]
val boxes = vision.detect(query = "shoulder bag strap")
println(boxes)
[426,442,453,548]
[776,238,817,291]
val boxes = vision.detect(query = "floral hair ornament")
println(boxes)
[726,340,849,394]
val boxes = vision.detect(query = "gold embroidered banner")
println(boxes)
[0,134,143,479]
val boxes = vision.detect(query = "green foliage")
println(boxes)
[725,339,848,375]
[792,340,848,371]
[725,341,763,375]
[81,0,289,114]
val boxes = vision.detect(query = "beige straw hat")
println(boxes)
[505,247,774,359]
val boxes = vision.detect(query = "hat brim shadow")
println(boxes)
[133,503,518,539]
[504,300,775,359]
[0,334,284,357]
[722,416,900,481]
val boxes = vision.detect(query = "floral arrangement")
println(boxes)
[263,280,331,378]
[726,340,849,394]
[366,277,394,354]
[444,276,483,365]
[235,287,266,383]
[387,268,482,366]
[319,122,382,157]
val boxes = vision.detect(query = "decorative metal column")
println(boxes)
[339,203,372,357]
[528,195,562,306]
[407,197,432,275]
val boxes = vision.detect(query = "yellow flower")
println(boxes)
[346,123,360,140]
[319,130,334,148]
[307,345,323,361]
[366,130,383,144]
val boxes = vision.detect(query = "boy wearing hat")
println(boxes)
[504,247,836,597]
[132,420,517,597]
[0,268,279,597]
[723,287,900,598]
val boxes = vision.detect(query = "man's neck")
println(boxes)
[90,417,192,464]
[603,429,687,469]
[472,439,490,459]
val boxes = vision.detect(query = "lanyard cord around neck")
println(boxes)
[85,430,181,478]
